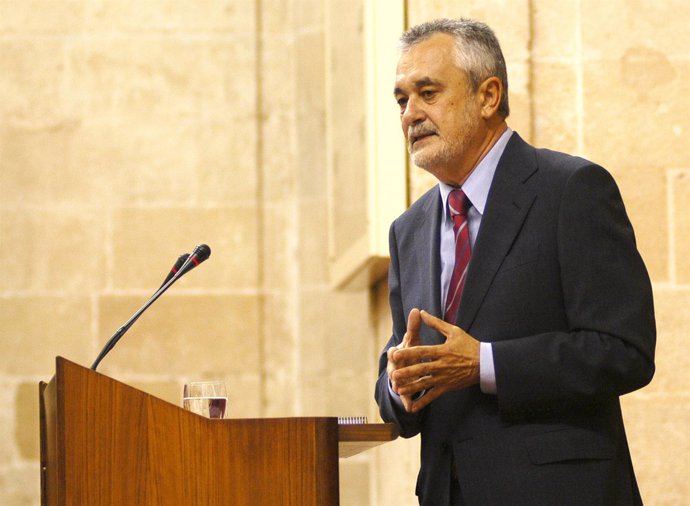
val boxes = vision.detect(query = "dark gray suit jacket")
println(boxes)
[376,133,655,505]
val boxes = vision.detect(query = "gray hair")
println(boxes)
[400,18,510,118]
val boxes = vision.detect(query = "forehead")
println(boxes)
[395,33,465,90]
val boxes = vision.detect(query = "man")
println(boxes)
[375,18,655,506]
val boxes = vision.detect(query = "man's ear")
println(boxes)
[478,76,503,119]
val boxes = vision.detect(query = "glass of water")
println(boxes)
[182,381,228,419]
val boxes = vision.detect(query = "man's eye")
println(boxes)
[421,90,436,99]
[396,98,408,110]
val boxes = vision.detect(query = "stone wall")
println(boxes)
[0,1,687,505]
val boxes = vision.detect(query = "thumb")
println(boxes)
[406,308,422,346]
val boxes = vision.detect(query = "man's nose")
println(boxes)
[401,97,426,132]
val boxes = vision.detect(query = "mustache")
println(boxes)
[408,124,439,140]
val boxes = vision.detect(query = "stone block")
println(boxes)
[621,394,690,505]
[0,39,66,122]
[260,291,299,416]
[67,36,256,124]
[260,0,293,35]
[327,370,373,416]
[0,465,40,506]
[671,170,690,284]
[224,373,262,418]
[323,291,372,373]
[259,35,297,202]
[260,204,293,290]
[299,200,329,285]
[506,61,532,141]
[0,386,14,464]
[371,436,421,506]
[582,61,689,170]
[15,382,39,461]
[531,62,579,154]
[96,294,260,376]
[531,0,578,61]
[0,0,85,33]
[294,0,325,31]
[581,0,690,59]
[193,121,259,205]
[83,0,256,34]
[0,119,129,208]
[111,207,259,290]
[295,32,327,195]
[339,459,370,506]
[298,290,330,376]
[646,289,690,395]
[0,296,93,375]
[261,111,297,202]
[300,374,329,415]
[610,167,668,283]
[262,375,297,417]
[63,117,257,207]
[0,209,106,292]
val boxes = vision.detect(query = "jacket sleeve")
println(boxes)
[374,221,425,437]
[492,164,656,417]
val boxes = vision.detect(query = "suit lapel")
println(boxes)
[413,189,445,344]
[457,134,538,331]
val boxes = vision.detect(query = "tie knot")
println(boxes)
[448,189,470,218]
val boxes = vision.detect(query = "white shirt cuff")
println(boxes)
[480,342,497,394]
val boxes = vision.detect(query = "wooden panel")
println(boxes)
[40,357,340,505]
[338,423,400,458]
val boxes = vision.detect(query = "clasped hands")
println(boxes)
[387,308,480,413]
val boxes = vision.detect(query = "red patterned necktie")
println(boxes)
[444,189,472,322]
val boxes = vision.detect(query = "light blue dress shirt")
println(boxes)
[438,128,513,395]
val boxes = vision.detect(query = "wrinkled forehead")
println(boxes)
[395,34,466,92]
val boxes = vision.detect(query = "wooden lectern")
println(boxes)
[39,357,398,505]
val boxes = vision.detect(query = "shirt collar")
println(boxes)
[439,127,513,220]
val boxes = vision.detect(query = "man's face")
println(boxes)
[394,33,485,185]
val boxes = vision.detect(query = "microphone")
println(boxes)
[160,253,190,288]
[90,244,212,371]
[174,244,212,279]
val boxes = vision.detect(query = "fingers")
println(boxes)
[406,308,422,346]
[407,308,421,336]
[419,310,453,336]
[393,343,441,364]
[407,385,444,413]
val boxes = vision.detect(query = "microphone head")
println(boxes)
[193,244,211,262]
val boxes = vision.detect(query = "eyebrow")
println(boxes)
[393,77,442,96]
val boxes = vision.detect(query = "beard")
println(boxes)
[408,102,480,175]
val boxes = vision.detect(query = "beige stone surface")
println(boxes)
[112,207,259,289]
[0,296,93,375]
[15,382,40,461]
[582,60,689,169]
[339,459,371,506]
[530,0,578,61]
[0,209,106,292]
[648,289,690,394]
[672,170,690,283]
[531,62,579,153]
[611,167,669,283]
[580,0,690,58]
[621,394,690,505]
[0,465,39,506]
[96,294,260,375]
